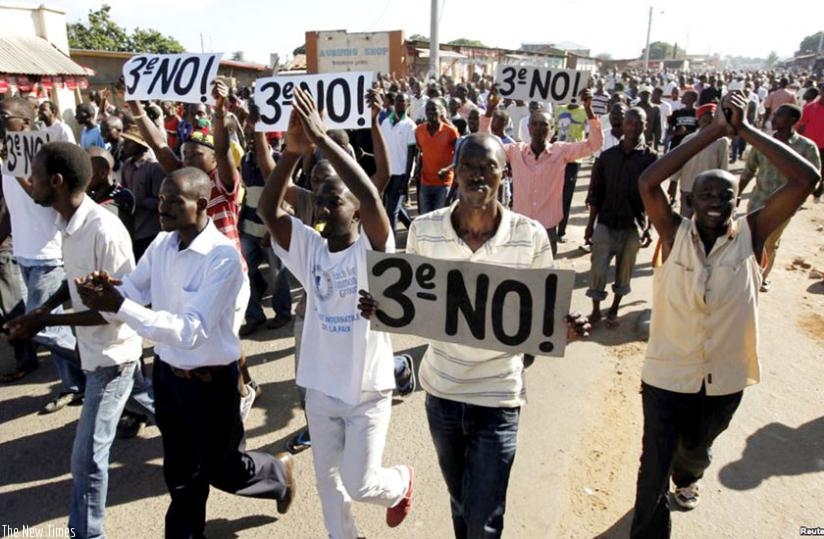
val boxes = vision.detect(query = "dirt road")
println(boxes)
[1,161,822,538]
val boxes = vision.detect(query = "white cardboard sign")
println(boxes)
[2,131,52,178]
[494,65,591,104]
[367,252,575,357]
[122,53,222,105]
[254,72,373,132]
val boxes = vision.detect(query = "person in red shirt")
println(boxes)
[413,100,459,214]
[162,101,181,153]
[797,85,824,200]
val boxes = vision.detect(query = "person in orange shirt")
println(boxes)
[413,101,460,214]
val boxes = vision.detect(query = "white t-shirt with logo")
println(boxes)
[272,218,395,405]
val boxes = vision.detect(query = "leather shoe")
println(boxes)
[0,362,38,383]
[239,319,264,337]
[275,451,296,514]
[266,313,293,330]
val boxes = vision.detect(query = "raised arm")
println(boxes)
[211,80,238,192]
[725,92,821,255]
[292,86,391,251]
[127,101,182,173]
[639,108,728,250]
[257,133,303,251]
[369,89,391,195]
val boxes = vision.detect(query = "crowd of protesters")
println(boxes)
[0,62,822,539]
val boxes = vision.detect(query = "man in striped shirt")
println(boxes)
[394,133,553,538]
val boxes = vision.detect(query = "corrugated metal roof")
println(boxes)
[0,36,87,76]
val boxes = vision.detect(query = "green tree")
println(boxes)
[68,4,185,53]
[231,51,245,62]
[68,5,129,50]
[447,38,486,48]
[408,34,429,42]
[595,52,612,61]
[797,31,824,54]
[130,28,185,53]
[293,44,306,55]
[766,51,779,68]
[640,41,675,60]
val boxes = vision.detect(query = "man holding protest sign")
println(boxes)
[361,132,562,538]
[0,96,85,408]
[258,86,413,538]
[631,91,820,537]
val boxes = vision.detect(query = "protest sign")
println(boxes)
[254,72,373,132]
[2,131,51,178]
[367,252,575,357]
[494,65,591,104]
[122,53,222,105]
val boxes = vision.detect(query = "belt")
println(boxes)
[169,363,234,383]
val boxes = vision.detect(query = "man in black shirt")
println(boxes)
[584,107,656,327]
[668,90,698,149]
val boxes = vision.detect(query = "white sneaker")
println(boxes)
[673,482,700,510]
[240,383,256,423]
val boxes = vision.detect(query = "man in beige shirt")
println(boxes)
[633,91,820,538]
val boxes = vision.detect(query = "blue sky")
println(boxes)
[49,0,822,65]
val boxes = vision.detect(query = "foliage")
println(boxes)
[640,41,675,60]
[447,38,486,48]
[231,51,245,62]
[595,52,612,61]
[408,34,429,42]
[293,44,306,55]
[130,28,185,54]
[797,32,824,54]
[766,51,779,68]
[68,4,184,53]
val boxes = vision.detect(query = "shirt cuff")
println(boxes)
[114,297,153,329]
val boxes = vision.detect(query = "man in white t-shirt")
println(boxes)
[38,100,76,144]
[259,86,413,538]
[0,96,84,410]
[379,93,416,235]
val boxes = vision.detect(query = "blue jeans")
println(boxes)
[19,261,84,394]
[630,383,742,538]
[69,362,137,539]
[124,361,156,423]
[383,174,412,234]
[425,394,520,539]
[240,233,291,322]
[418,185,449,215]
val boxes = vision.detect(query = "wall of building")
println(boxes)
[306,30,405,76]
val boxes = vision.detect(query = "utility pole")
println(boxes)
[429,0,440,79]
[643,6,652,70]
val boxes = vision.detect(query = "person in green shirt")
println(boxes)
[739,103,821,291]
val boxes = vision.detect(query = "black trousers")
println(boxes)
[154,359,288,539]
[630,382,742,539]
[556,162,581,238]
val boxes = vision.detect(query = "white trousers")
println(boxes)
[306,388,409,539]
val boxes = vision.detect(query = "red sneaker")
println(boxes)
[386,465,414,528]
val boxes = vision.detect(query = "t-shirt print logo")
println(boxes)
[314,266,334,301]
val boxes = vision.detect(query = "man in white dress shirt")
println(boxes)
[5,141,143,538]
[77,167,295,538]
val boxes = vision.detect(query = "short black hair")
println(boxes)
[777,103,802,123]
[37,142,92,193]
[76,103,95,116]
